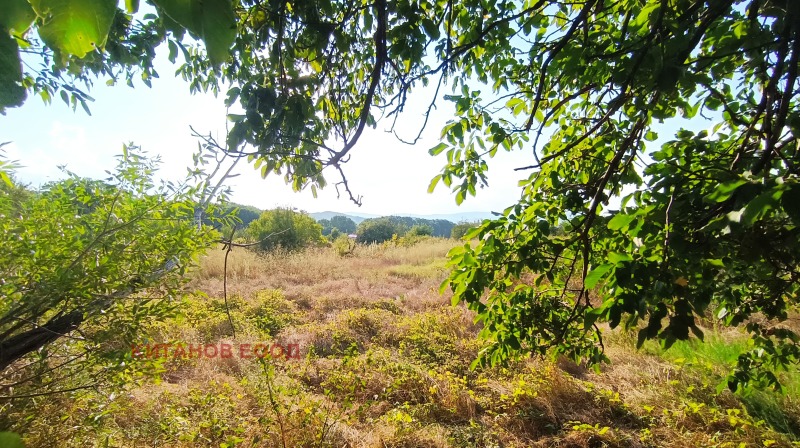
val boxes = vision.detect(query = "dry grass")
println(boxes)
[190,237,455,312]
[7,237,800,448]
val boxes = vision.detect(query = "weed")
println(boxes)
[8,238,800,448]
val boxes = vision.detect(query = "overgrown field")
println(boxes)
[5,238,800,447]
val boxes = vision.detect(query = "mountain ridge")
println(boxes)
[308,210,496,224]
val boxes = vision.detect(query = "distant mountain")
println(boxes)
[309,211,377,224]
[403,211,498,223]
[309,210,497,224]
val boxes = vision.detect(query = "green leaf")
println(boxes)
[455,189,465,205]
[583,306,605,328]
[0,30,26,110]
[428,142,447,156]
[0,0,36,35]
[153,0,235,65]
[420,18,439,39]
[607,213,636,231]
[151,0,200,31]
[79,98,91,115]
[427,175,441,193]
[608,252,632,264]
[124,0,139,13]
[507,333,521,350]
[226,121,247,150]
[30,0,118,58]
[705,179,747,203]
[199,0,235,65]
[585,263,613,289]
[224,86,240,107]
[741,189,780,226]
[0,170,12,187]
[780,184,800,225]
[167,39,178,63]
[636,328,648,349]
[0,432,24,448]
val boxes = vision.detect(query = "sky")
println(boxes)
[2,42,715,219]
[1,52,533,218]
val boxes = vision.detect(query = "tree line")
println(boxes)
[243,208,480,250]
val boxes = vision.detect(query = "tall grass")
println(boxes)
[7,237,800,448]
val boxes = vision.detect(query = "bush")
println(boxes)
[329,227,341,240]
[320,215,357,236]
[333,234,355,256]
[329,215,357,234]
[247,207,324,251]
[407,224,433,237]
[0,147,215,397]
[246,289,301,337]
[356,218,399,244]
[450,221,479,240]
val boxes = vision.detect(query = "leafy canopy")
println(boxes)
[356,217,400,244]
[329,215,357,234]
[433,0,800,392]
[247,207,324,251]
[2,0,799,390]
[450,222,479,241]
[318,215,357,236]
[0,146,218,395]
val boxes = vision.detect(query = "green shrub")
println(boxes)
[396,309,476,373]
[408,224,433,237]
[451,221,479,240]
[333,234,355,256]
[246,289,301,336]
[178,294,243,339]
[356,218,399,244]
[247,207,324,251]
[0,147,214,399]
[307,308,397,357]
[329,215,357,234]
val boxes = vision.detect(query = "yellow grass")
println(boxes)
[7,237,800,448]
[190,237,456,312]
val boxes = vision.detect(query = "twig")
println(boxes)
[261,362,288,448]
[0,383,97,400]
[219,228,291,338]
[223,227,237,338]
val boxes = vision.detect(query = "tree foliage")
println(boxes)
[213,201,262,239]
[247,207,323,251]
[318,218,332,235]
[3,0,799,390]
[450,221,479,240]
[355,217,398,244]
[320,215,356,236]
[408,224,433,237]
[434,1,800,391]
[224,202,261,228]
[329,215,357,234]
[0,147,217,395]
[358,216,455,238]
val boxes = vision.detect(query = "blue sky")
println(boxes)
[2,51,532,217]
[3,44,715,218]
